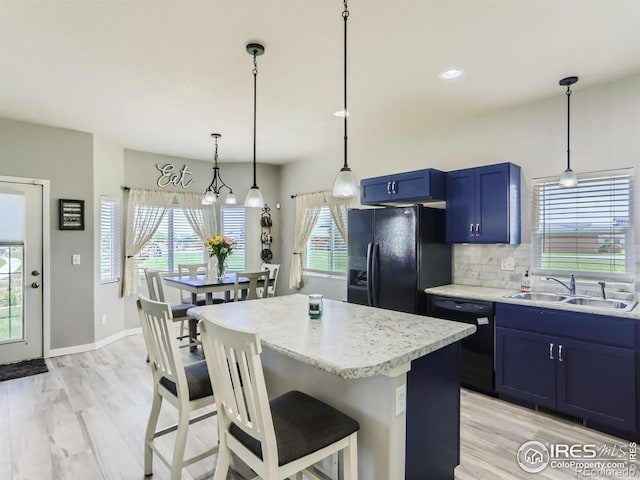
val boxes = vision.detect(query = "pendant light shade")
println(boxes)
[332,0,358,198]
[333,167,359,197]
[558,76,579,188]
[244,43,265,208]
[202,133,236,205]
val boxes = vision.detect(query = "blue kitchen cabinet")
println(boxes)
[496,303,637,433]
[445,162,521,244]
[496,327,556,408]
[360,168,445,205]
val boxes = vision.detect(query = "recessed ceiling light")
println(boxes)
[333,110,350,117]
[439,68,465,80]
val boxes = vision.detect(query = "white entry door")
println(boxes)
[0,181,43,363]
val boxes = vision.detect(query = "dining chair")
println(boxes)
[200,319,359,480]
[144,268,198,349]
[260,262,280,297]
[231,270,269,302]
[136,295,218,480]
[177,263,208,305]
[177,262,226,304]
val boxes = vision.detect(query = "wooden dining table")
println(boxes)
[164,273,245,351]
[164,272,245,305]
[164,273,274,349]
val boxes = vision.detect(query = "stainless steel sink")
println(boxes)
[507,291,637,312]
[507,292,569,302]
[563,297,637,312]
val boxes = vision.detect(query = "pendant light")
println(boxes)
[244,43,265,208]
[332,0,359,198]
[202,133,237,205]
[558,76,579,188]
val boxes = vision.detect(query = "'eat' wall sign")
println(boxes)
[156,164,194,189]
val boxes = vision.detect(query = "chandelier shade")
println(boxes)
[202,133,236,205]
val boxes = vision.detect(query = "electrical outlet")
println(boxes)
[101,314,107,326]
[72,254,81,265]
[501,257,515,271]
[395,384,407,416]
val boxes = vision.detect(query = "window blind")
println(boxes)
[305,205,347,275]
[99,196,121,283]
[134,207,207,274]
[221,207,246,271]
[532,168,634,282]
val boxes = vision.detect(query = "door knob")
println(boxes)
[32,270,40,276]
[31,282,40,289]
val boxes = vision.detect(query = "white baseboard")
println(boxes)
[47,327,142,358]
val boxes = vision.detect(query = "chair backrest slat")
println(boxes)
[178,263,207,277]
[261,263,280,296]
[200,320,277,462]
[137,295,187,393]
[144,269,166,302]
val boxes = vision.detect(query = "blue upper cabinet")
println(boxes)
[360,168,445,205]
[445,162,521,244]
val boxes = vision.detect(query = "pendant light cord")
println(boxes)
[342,0,349,170]
[252,51,259,188]
[566,84,571,171]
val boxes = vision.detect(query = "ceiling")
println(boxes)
[1,0,639,165]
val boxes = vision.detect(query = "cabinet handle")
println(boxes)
[558,344,563,362]
[392,181,397,193]
[475,223,480,236]
[387,182,391,194]
[469,224,474,235]
[549,343,554,360]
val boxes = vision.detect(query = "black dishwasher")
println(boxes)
[427,295,495,396]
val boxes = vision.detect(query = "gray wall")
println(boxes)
[279,74,640,299]
[0,118,95,349]
[93,134,125,342]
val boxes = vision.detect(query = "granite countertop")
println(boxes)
[424,284,640,320]
[189,294,476,379]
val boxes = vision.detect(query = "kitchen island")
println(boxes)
[189,294,476,479]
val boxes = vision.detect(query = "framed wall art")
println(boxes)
[58,199,85,230]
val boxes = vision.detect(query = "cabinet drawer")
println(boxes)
[496,303,636,348]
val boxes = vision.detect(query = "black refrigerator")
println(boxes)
[347,205,451,314]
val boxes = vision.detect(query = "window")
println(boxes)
[221,207,246,271]
[99,196,121,283]
[532,168,634,282]
[304,205,347,275]
[134,207,207,274]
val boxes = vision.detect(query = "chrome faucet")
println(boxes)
[598,281,606,300]
[546,274,576,295]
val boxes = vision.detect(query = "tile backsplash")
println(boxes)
[452,243,638,299]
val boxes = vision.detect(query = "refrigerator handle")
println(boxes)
[366,242,374,306]
[371,243,380,307]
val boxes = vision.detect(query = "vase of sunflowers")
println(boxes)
[205,234,237,280]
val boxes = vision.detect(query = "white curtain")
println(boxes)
[121,188,175,297]
[179,192,218,274]
[180,192,218,241]
[326,194,359,242]
[289,191,325,289]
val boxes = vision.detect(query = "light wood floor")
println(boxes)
[0,333,630,480]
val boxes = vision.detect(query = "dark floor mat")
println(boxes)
[0,358,48,382]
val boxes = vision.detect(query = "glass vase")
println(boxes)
[215,256,228,281]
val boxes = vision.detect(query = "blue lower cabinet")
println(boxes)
[557,337,636,431]
[496,303,637,435]
[496,327,556,408]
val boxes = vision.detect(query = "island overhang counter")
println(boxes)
[189,293,476,479]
